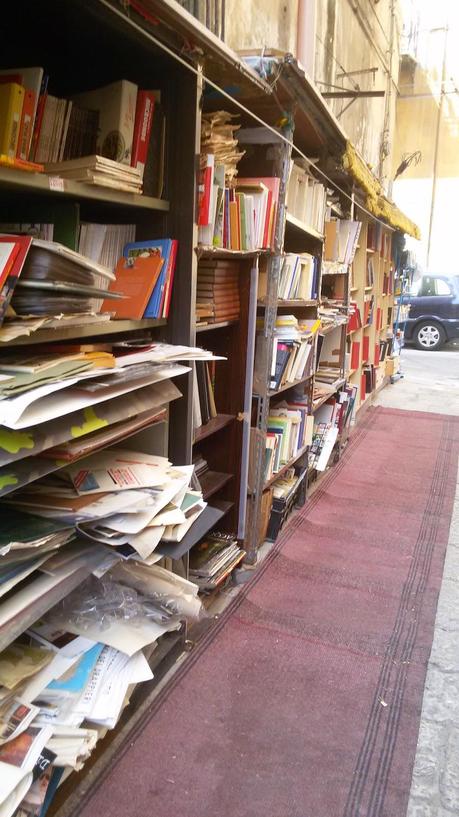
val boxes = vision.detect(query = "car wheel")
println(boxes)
[414,320,446,351]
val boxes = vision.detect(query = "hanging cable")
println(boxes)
[98,0,406,231]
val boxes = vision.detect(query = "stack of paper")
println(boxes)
[200,111,244,182]
[44,155,143,193]
[4,451,207,563]
[189,533,245,591]
[10,238,121,317]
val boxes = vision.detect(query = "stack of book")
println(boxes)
[189,532,245,591]
[265,400,313,481]
[100,237,177,320]
[196,260,240,324]
[324,219,362,264]
[277,253,318,301]
[259,316,319,392]
[198,164,280,251]
[44,155,143,194]
[361,364,376,399]
[193,361,217,428]
[286,161,327,233]
[0,71,166,195]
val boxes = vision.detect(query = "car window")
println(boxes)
[414,277,452,296]
[435,278,452,295]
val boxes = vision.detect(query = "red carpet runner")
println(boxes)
[75,407,459,817]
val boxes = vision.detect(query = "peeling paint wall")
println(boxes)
[314,0,401,185]
[222,0,400,187]
[224,0,299,54]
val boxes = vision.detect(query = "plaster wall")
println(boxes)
[224,0,299,54]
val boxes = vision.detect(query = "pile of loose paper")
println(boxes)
[0,560,202,817]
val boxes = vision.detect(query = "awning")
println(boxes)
[342,142,421,239]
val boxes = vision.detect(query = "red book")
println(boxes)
[0,240,20,288]
[161,239,178,318]
[374,343,380,366]
[351,341,360,370]
[17,89,35,160]
[347,301,362,333]
[131,90,155,178]
[198,155,214,226]
[30,90,47,162]
[362,335,370,362]
[0,235,33,326]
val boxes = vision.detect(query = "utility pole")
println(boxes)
[427,25,448,269]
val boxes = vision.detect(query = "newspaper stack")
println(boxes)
[200,111,245,182]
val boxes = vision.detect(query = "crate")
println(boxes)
[266,465,308,541]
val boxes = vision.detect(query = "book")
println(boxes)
[123,239,177,319]
[0,68,43,153]
[0,83,25,158]
[72,80,138,165]
[16,90,35,161]
[0,235,32,326]
[100,254,164,319]
[131,90,155,178]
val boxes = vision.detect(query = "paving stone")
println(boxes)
[434,578,459,631]
[442,546,459,580]
[406,799,454,817]
[421,669,459,722]
[409,720,446,803]
[429,627,459,672]
[440,727,459,812]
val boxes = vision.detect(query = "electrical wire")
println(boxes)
[98,0,405,231]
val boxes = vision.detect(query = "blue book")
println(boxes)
[124,239,173,318]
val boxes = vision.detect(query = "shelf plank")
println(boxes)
[196,320,239,332]
[193,414,234,444]
[156,501,233,559]
[258,298,319,308]
[1,318,167,346]
[0,167,169,210]
[267,371,314,398]
[200,470,233,500]
[196,245,268,259]
[320,323,346,336]
[285,212,324,242]
[263,445,309,489]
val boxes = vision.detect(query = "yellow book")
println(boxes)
[0,83,25,158]
[229,200,239,251]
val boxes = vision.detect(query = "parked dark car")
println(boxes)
[401,274,459,351]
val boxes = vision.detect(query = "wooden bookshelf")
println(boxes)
[200,470,234,500]
[285,212,324,242]
[196,320,239,332]
[194,413,235,443]
[263,444,309,489]
[268,371,314,397]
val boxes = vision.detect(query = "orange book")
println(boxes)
[17,89,35,160]
[101,254,164,319]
